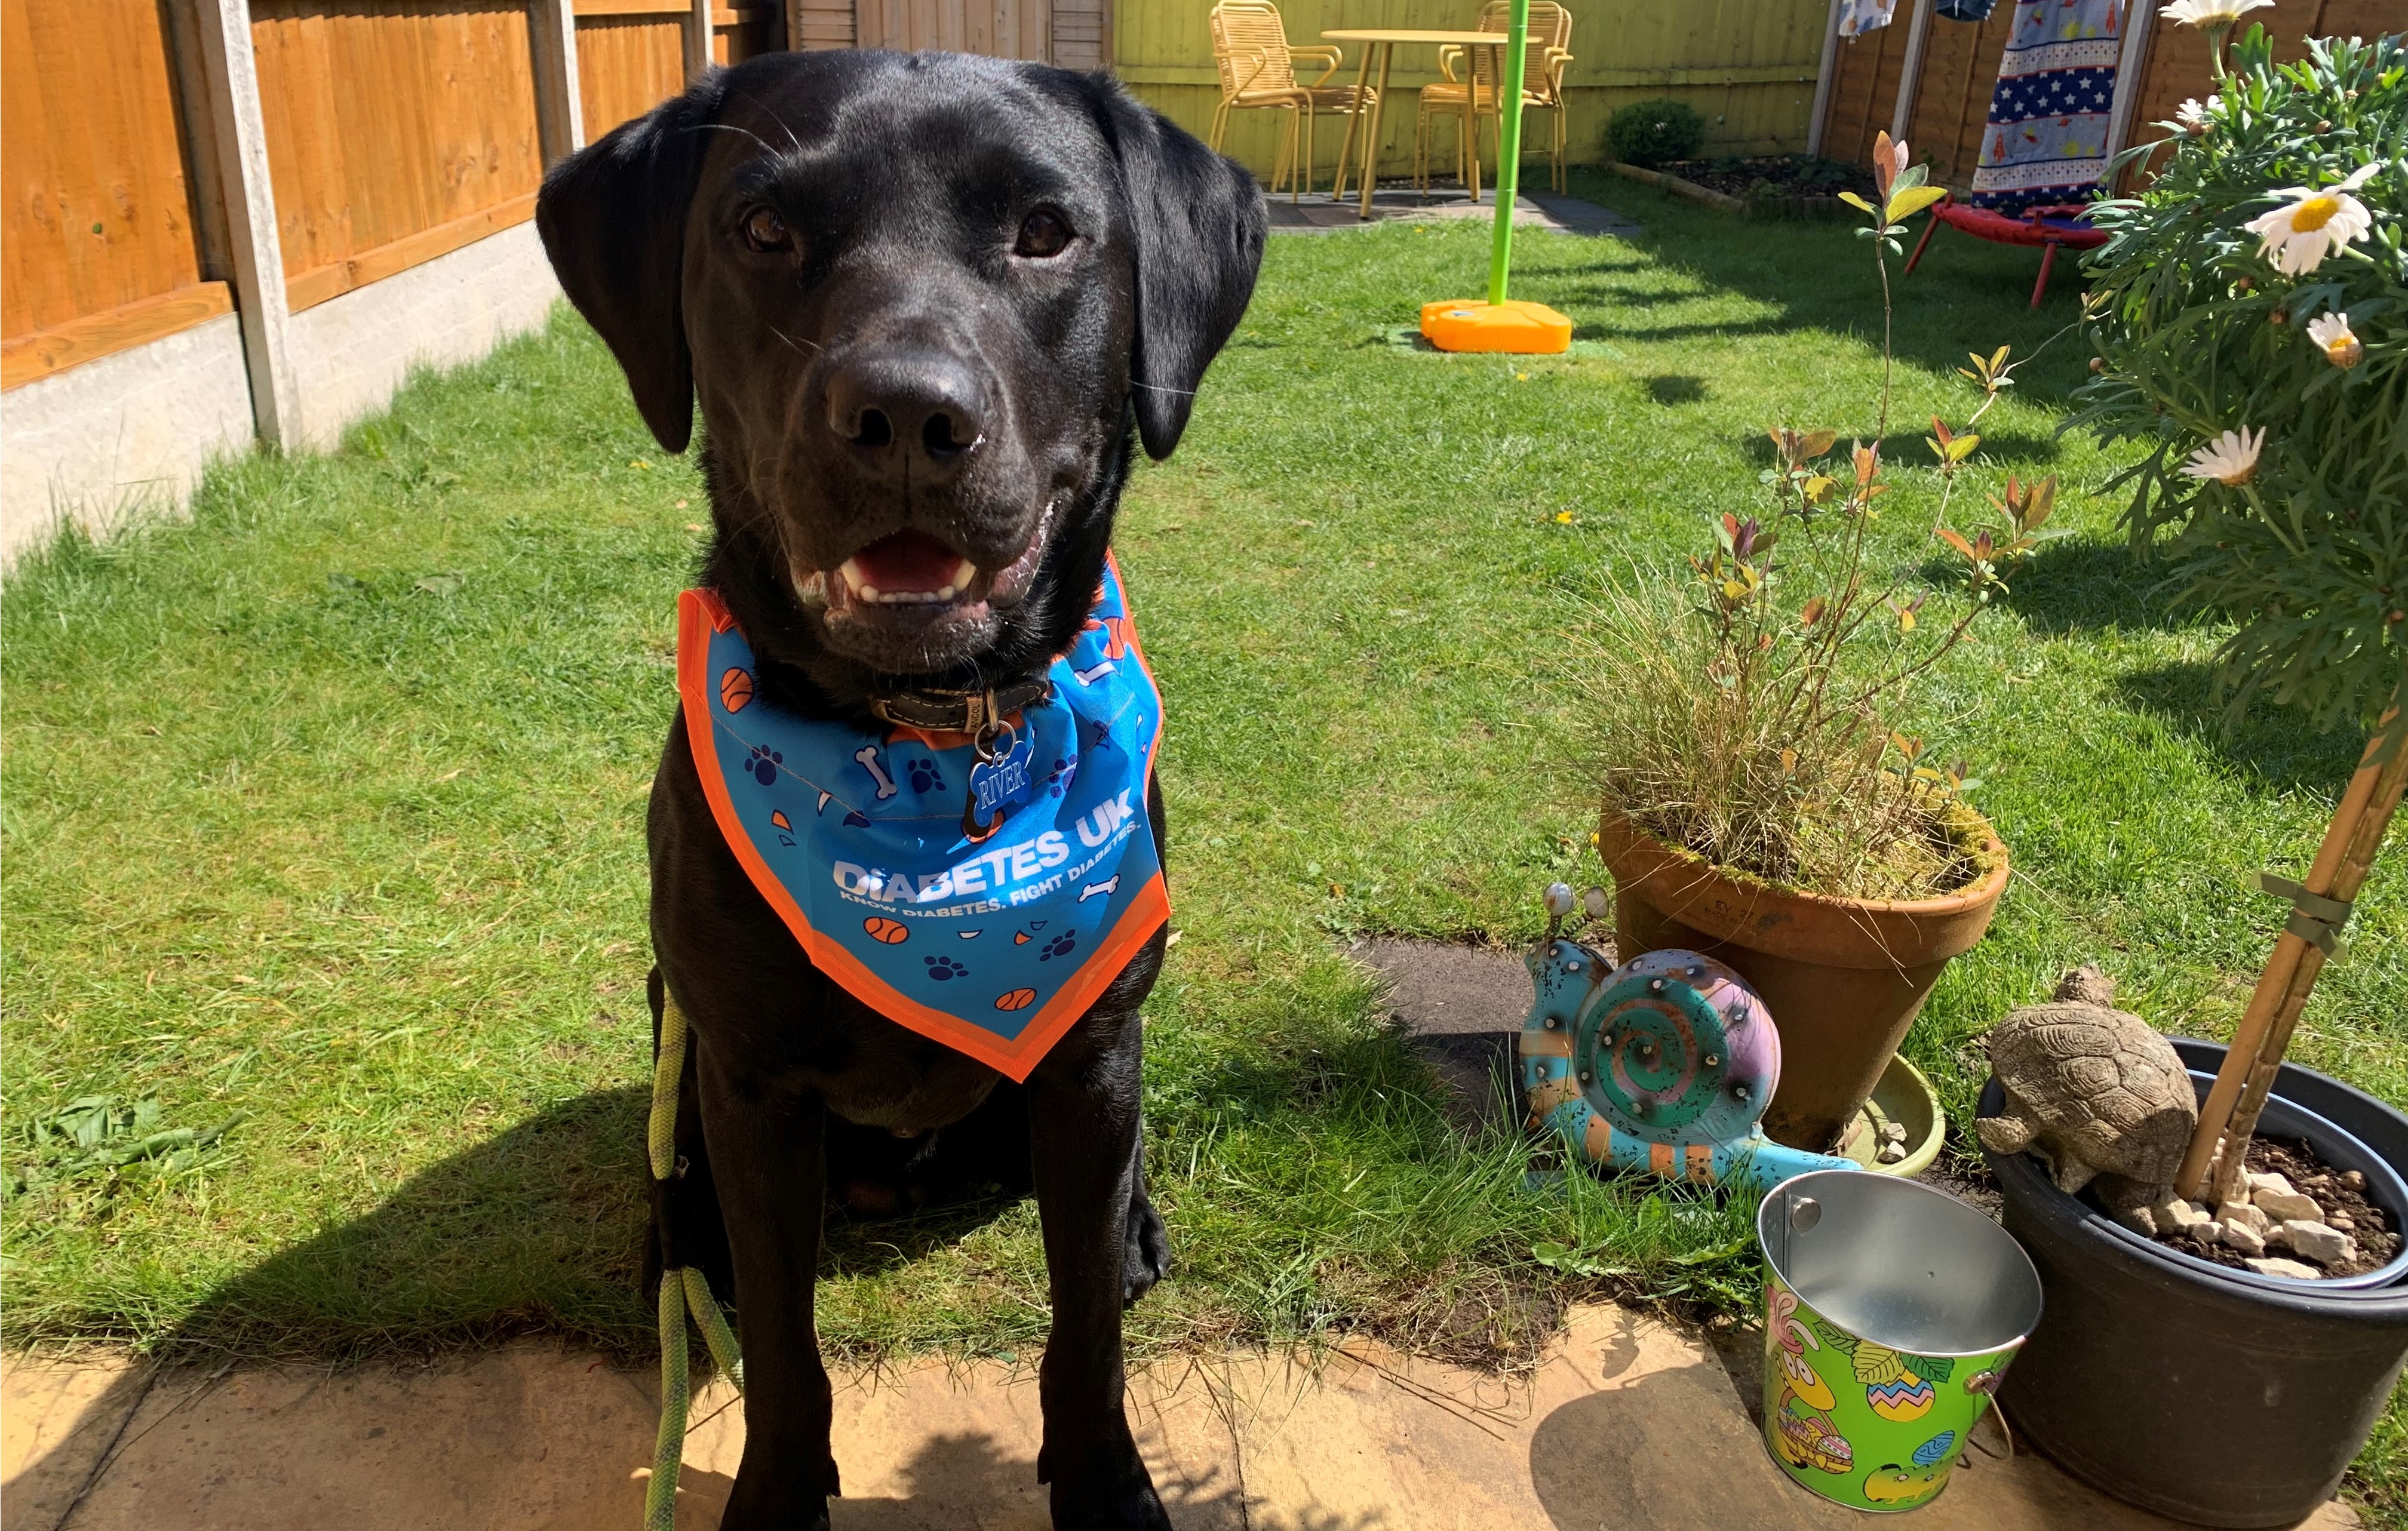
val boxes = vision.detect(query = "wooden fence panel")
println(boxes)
[713,3,784,62]
[577,5,689,136]
[2120,0,2398,184]
[791,0,856,48]
[1819,13,1911,170]
[250,0,545,311]
[852,0,1051,58]
[1,0,225,385]
[1052,0,1105,67]
[1905,7,2018,186]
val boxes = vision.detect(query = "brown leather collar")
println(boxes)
[867,677,1053,734]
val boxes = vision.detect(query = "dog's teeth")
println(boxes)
[935,585,957,601]
[859,583,881,601]
[950,558,975,588]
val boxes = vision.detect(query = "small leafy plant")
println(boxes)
[1589,135,2059,899]
[1608,98,1706,169]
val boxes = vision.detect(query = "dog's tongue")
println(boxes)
[847,531,969,596]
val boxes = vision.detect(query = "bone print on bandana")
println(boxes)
[675,557,1168,1080]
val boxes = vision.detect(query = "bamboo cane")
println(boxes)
[2177,700,2407,1203]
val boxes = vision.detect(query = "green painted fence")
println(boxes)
[1115,0,1833,189]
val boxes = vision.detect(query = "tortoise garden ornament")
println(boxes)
[1976,967,2197,1204]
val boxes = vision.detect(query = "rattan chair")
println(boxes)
[1416,1,1574,198]
[1208,1,1372,201]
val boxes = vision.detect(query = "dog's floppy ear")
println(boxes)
[536,79,724,453]
[1092,83,1266,460]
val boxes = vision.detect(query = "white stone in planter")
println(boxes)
[2245,1256,2324,1280]
[2247,1172,2295,1198]
[2217,1200,2271,1236]
[2255,1186,2324,1222]
[2219,1221,2267,1258]
[2283,1221,2358,1266]
[2150,1194,2210,1231]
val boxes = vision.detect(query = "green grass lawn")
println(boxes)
[4,173,2401,1517]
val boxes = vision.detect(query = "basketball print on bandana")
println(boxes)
[675,557,1168,1081]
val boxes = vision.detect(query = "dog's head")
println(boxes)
[537,51,1264,697]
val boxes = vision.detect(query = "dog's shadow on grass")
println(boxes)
[150,1084,1042,1362]
[159,1086,656,1363]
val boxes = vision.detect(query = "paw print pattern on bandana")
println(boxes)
[924,955,968,981]
[907,757,947,795]
[746,743,784,785]
[1038,930,1078,963]
[1043,757,1076,799]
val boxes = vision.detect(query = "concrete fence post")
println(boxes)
[532,0,587,162]
[1805,0,1844,159]
[192,0,302,451]
[1887,0,1933,147]
[687,0,714,77]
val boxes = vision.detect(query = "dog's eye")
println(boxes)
[742,207,792,253]
[1014,209,1073,260]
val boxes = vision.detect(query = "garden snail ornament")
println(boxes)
[1521,889,1858,1191]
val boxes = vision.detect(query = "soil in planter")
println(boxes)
[2127,1136,2400,1280]
[1658,154,1871,201]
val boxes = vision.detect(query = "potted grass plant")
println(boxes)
[1980,27,2408,1527]
[1587,134,2050,1152]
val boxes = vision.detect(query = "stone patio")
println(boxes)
[0,1305,2358,1530]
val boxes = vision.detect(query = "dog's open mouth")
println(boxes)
[791,503,1054,635]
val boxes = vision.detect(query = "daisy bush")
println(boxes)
[2074,28,2408,732]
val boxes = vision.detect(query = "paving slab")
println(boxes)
[1,1305,2360,1530]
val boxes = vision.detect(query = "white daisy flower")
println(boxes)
[2181,427,2265,487]
[2159,0,2272,26]
[2244,164,2382,275]
[2305,312,2363,369]
[2174,98,2212,134]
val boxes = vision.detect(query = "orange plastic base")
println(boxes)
[1418,299,1573,354]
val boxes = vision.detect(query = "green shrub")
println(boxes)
[2074,29,2408,733]
[1608,98,1706,169]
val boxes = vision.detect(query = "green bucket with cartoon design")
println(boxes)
[1758,1170,2043,1512]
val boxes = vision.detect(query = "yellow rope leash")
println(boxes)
[646,997,743,1531]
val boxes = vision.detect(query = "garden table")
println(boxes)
[1320,28,1513,219]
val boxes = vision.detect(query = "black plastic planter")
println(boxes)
[1983,1039,2408,1528]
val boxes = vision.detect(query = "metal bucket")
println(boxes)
[1758,1170,2044,1512]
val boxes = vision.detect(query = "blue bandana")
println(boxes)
[675,558,1168,1080]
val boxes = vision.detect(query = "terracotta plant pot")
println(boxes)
[1598,806,2009,1152]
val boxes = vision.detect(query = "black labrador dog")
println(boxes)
[536,48,1264,1531]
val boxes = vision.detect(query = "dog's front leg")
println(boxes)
[694,1031,840,1530]
[1027,1009,1169,1531]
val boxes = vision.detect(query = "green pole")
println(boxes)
[1486,0,1531,306]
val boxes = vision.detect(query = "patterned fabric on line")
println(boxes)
[1970,0,2124,213]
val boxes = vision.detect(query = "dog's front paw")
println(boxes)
[1122,1185,1169,1308]
[1049,1459,1174,1531]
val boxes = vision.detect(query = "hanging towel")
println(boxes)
[1970,0,2123,213]
[1838,0,1899,38]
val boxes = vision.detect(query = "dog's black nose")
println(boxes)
[824,351,985,481]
